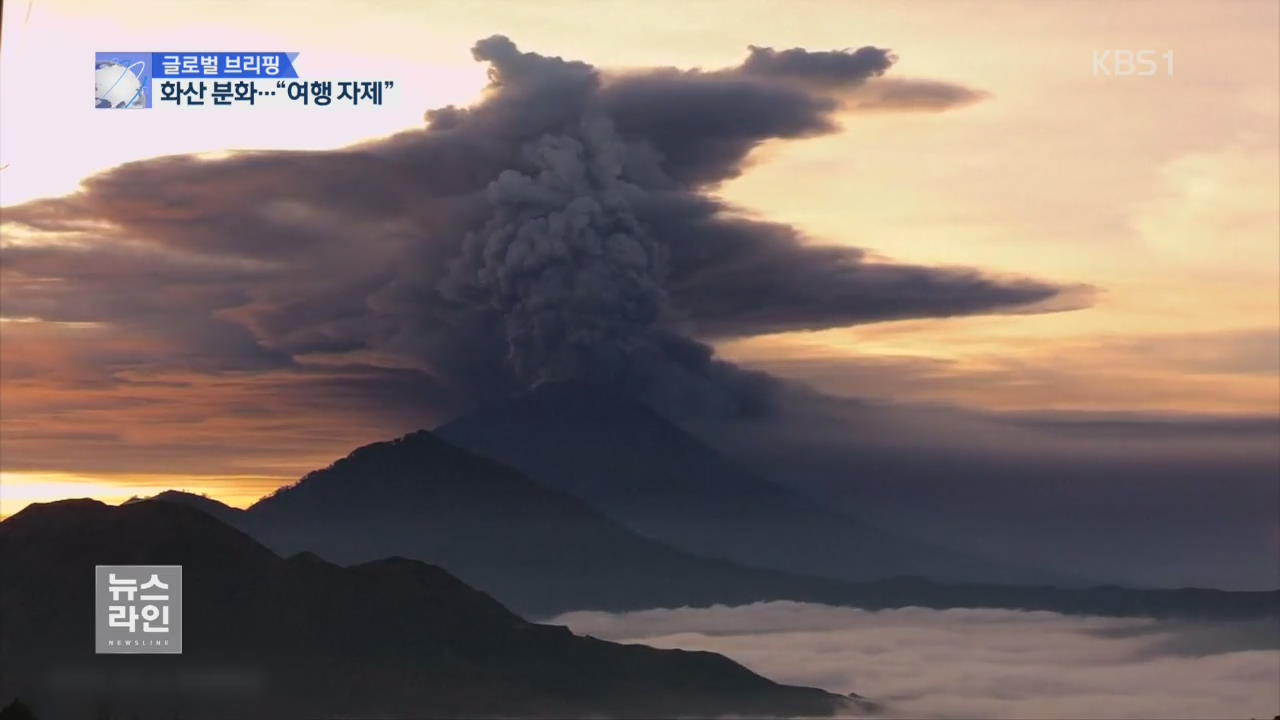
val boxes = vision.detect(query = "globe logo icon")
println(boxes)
[95,59,147,109]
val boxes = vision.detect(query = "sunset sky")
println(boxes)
[1,0,1277,520]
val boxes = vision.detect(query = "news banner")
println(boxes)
[93,52,395,109]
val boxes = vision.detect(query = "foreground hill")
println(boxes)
[0,499,855,720]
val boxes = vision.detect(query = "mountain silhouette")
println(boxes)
[438,381,1050,585]
[143,434,1278,621]
[0,499,855,719]
[195,430,867,616]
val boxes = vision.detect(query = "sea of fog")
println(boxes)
[552,602,1280,719]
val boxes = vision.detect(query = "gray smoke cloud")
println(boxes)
[439,118,668,386]
[1,36,1076,419]
[739,44,895,86]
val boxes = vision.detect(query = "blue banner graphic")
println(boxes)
[151,52,300,78]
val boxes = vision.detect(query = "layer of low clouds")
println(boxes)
[553,601,1280,719]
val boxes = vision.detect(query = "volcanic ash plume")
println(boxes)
[441,118,669,387]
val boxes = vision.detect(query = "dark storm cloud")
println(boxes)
[600,70,839,185]
[738,44,895,86]
[598,44,982,185]
[2,35,1066,418]
[647,198,1081,337]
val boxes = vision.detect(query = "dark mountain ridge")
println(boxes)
[234,430,873,616]
[438,381,1065,586]
[0,499,855,719]
[142,432,1280,621]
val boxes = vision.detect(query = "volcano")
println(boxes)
[438,381,1035,585]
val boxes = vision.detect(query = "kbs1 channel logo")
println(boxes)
[95,565,182,654]
[94,52,395,109]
